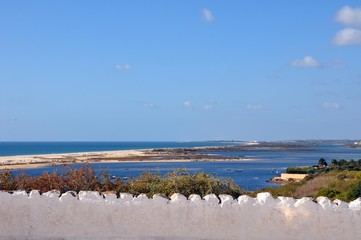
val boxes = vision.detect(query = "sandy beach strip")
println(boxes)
[0,148,255,170]
[0,149,151,170]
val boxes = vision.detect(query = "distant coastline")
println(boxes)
[0,141,233,157]
[0,148,255,170]
[0,140,359,171]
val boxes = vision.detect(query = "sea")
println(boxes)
[1,141,361,191]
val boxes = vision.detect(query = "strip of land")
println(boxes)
[0,142,322,170]
[0,148,253,170]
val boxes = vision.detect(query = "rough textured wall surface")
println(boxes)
[0,190,361,240]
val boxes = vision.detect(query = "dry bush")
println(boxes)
[293,175,336,198]
[0,166,244,198]
[97,169,117,193]
[62,165,100,192]
[13,173,36,192]
[30,172,65,193]
[0,165,101,193]
[0,171,16,191]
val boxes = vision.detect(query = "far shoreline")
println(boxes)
[0,141,322,171]
[0,147,255,171]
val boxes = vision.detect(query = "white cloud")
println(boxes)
[115,64,131,71]
[289,56,322,68]
[333,6,361,46]
[201,8,215,22]
[245,104,266,111]
[321,102,342,110]
[335,6,361,26]
[183,101,192,109]
[332,28,361,45]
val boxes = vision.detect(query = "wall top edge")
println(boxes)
[1,190,361,210]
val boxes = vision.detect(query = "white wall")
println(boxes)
[0,190,361,240]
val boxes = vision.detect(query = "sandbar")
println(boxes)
[0,148,252,170]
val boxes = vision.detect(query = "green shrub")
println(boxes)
[286,167,308,174]
[259,182,299,198]
[125,169,244,198]
[317,188,341,199]
[346,181,361,201]
[125,171,163,196]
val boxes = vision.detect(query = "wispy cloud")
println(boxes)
[201,8,215,23]
[202,101,216,111]
[332,28,361,45]
[289,56,322,68]
[335,6,361,26]
[321,102,342,110]
[143,102,157,109]
[183,100,215,111]
[115,64,131,71]
[203,103,214,110]
[183,101,193,109]
[135,101,157,109]
[245,104,266,111]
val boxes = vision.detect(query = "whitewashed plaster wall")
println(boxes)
[0,190,361,240]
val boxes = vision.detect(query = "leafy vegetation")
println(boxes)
[263,159,361,202]
[0,165,244,198]
[286,158,361,174]
[2,158,361,202]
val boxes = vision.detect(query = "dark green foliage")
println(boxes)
[317,188,341,199]
[286,158,361,174]
[286,167,305,174]
[0,165,244,198]
[347,181,361,200]
[260,182,300,198]
[338,159,348,166]
[318,158,327,167]
[124,171,163,196]
[331,159,338,166]
[286,167,312,174]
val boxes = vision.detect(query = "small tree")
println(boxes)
[331,159,338,166]
[318,158,328,167]
[338,159,348,166]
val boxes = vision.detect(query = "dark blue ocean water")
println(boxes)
[2,142,361,191]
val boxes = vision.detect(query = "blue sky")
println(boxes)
[1,1,360,141]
